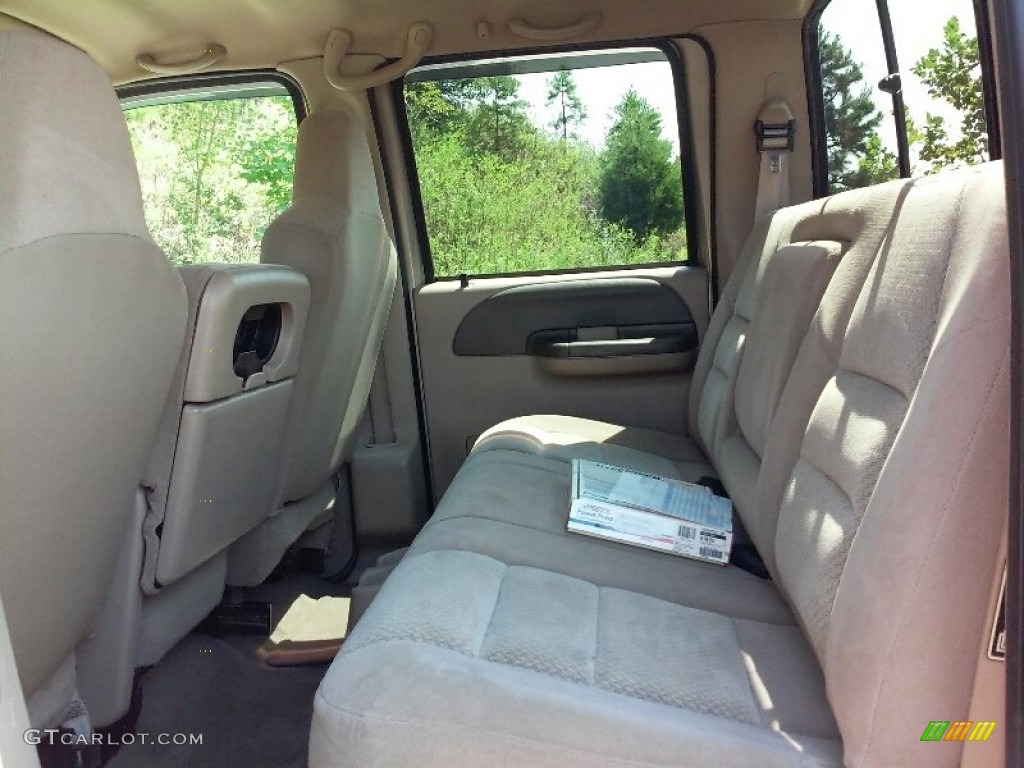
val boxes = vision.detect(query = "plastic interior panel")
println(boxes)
[452,277,697,357]
[155,381,293,586]
[183,265,310,403]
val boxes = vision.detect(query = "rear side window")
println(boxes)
[813,0,991,194]
[402,48,693,279]
[123,85,298,265]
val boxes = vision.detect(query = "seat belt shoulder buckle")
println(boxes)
[754,118,796,153]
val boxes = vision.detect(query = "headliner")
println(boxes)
[0,0,812,84]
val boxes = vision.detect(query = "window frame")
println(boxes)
[392,38,706,284]
[116,70,305,266]
[803,0,1001,198]
[117,70,306,121]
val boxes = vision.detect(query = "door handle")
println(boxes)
[534,336,691,358]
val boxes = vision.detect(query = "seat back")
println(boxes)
[761,163,1008,767]
[263,109,398,509]
[264,110,397,501]
[143,264,310,590]
[0,30,187,713]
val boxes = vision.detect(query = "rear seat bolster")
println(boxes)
[834,323,1007,768]
[752,179,913,573]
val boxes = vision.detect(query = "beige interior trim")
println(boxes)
[181,265,309,404]
[0,0,812,85]
[323,23,432,91]
[136,43,226,75]
[692,19,812,286]
[507,12,602,41]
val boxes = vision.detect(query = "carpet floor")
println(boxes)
[106,633,326,768]
[104,553,395,767]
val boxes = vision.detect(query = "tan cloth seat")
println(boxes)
[0,30,187,726]
[227,108,398,585]
[311,163,1008,768]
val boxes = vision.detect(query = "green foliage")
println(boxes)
[407,78,685,277]
[598,90,684,243]
[125,95,295,265]
[405,79,489,144]
[547,70,586,140]
[462,76,535,159]
[846,133,901,189]
[910,17,988,171]
[415,134,680,276]
[819,30,898,193]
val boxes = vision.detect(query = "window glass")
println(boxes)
[124,90,297,265]
[818,0,902,193]
[403,49,691,278]
[816,0,990,193]
[888,0,989,173]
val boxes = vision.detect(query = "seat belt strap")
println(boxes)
[754,98,796,221]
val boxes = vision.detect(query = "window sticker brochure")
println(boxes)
[568,459,733,565]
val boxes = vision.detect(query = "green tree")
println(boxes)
[463,76,533,159]
[910,17,988,172]
[125,96,296,264]
[598,90,683,243]
[845,134,901,189]
[546,70,586,140]
[819,30,898,192]
[404,79,484,144]
[239,125,296,212]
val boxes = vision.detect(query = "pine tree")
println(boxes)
[546,70,586,140]
[819,30,898,191]
[598,90,683,242]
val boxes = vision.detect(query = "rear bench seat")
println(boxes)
[310,163,1009,768]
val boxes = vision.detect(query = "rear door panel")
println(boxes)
[415,265,708,495]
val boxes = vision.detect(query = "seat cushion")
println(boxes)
[416,447,791,624]
[311,549,841,768]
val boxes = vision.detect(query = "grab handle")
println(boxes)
[324,23,433,91]
[136,44,226,75]
[507,12,601,41]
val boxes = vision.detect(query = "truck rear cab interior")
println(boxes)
[0,0,1018,767]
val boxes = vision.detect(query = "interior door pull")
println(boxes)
[536,336,689,358]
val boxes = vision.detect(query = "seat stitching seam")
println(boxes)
[730,616,768,729]
[0,230,158,255]
[921,186,967,391]
[467,453,570,477]
[409,541,796,625]
[834,366,911,404]
[475,563,507,659]
[793,456,855,516]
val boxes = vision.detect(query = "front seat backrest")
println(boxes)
[234,109,396,583]
[0,30,187,718]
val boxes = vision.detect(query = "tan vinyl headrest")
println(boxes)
[290,109,381,218]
